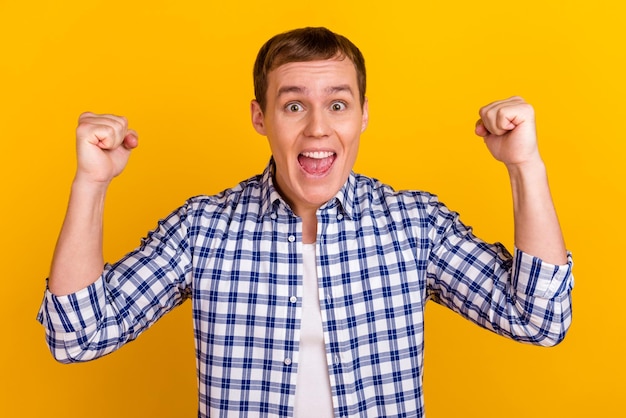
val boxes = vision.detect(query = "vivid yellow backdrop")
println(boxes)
[1,0,623,417]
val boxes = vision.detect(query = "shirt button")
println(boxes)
[289,296,298,304]
[270,213,277,220]
[288,235,295,242]
[337,213,343,221]
[284,358,292,366]
[334,355,340,364]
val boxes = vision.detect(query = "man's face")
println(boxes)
[251,57,368,217]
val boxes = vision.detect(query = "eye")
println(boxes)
[331,101,347,111]
[286,103,303,112]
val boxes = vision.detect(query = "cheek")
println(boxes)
[267,117,298,144]
[267,136,296,171]
[339,124,362,148]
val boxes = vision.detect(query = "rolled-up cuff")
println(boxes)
[37,276,106,333]
[512,248,574,299]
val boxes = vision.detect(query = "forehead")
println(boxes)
[267,58,358,93]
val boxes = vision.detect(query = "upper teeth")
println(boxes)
[301,151,334,159]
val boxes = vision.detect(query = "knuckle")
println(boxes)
[99,124,118,141]
[116,115,128,130]
[110,115,128,132]
[78,111,94,120]
[522,102,535,114]
[75,124,88,137]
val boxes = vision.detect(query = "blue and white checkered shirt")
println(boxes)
[38,161,574,417]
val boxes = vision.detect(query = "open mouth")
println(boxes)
[298,151,336,176]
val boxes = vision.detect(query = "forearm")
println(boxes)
[48,178,109,295]
[428,204,573,346]
[507,158,567,265]
[40,198,194,362]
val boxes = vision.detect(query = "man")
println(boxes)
[38,27,573,417]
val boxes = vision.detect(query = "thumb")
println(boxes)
[475,119,489,137]
[123,129,139,150]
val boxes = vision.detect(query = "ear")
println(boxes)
[250,100,266,135]
[361,97,369,133]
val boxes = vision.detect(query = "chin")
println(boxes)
[304,184,341,206]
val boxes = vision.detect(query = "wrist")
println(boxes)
[72,173,111,195]
[505,156,546,181]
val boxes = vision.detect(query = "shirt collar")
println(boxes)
[320,169,357,220]
[258,158,357,221]
[258,158,284,219]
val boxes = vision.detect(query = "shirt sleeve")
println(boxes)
[426,200,574,346]
[36,201,194,363]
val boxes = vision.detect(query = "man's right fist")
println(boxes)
[74,112,138,184]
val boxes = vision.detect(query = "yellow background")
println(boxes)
[1,0,623,416]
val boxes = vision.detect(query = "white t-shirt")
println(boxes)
[293,243,334,417]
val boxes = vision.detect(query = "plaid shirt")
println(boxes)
[38,162,574,417]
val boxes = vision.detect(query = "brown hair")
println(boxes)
[253,27,366,112]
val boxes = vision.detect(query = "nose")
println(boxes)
[303,108,330,138]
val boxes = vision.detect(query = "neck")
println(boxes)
[301,211,317,244]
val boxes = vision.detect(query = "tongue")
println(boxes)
[298,154,335,175]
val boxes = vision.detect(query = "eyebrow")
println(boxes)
[277,85,306,98]
[276,84,355,98]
